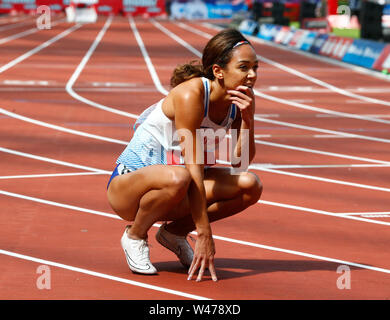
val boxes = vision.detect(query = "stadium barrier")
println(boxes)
[0,0,249,18]
[239,19,390,74]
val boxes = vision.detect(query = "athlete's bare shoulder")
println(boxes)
[163,77,205,119]
[172,77,204,101]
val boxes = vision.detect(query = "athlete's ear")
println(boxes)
[212,64,224,80]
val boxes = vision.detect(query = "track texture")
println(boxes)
[0,14,390,300]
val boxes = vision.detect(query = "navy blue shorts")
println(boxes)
[106,163,133,190]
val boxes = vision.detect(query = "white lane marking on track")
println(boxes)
[252,139,390,164]
[0,171,106,180]
[254,116,390,144]
[65,16,139,119]
[1,17,390,194]
[2,102,390,193]
[340,211,390,216]
[0,249,210,300]
[0,146,110,174]
[314,134,347,138]
[1,16,388,221]
[156,20,390,125]
[150,20,390,144]
[0,107,128,145]
[5,19,389,295]
[3,18,390,292]
[1,146,390,228]
[0,23,83,74]
[200,21,390,85]
[2,80,50,86]
[253,164,390,169]
[0,18,66,45]
[128,17,169,95]
[0,17,35,32]
[60,16,390,146]
[1,189,390,274]
[250,164,390,193]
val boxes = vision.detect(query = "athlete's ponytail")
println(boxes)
[170,60,204,88]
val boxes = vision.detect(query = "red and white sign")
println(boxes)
[274,26,290,44]
[372,44,390,71]
[319,35,354,60]
[287,29,305,48]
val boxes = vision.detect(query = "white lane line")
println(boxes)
[1,19,389,194]
[0,17,35,32]
[0,171,106,180]
[314,134,346,138]
[65,16,138,119]
[150,20,390,142]
[2,20,389,284]
[13,16,386,192]
[256,164,390,169]
[1,18,388,212]
[254,116,390,144]
[360,214,390,218]
[211,234,390,275]
[176,21,390,109]
[0,146,111,174]
[60,17,390,149]
[201,21,390,85]
[2,79,50,85]
[0,23,83,74]
[253,139,390,165]
[255,54,390,108]
[3,101,390,193]
[339,211,390,216]
[258,200,390,226]
[0,107,128,145]
[2,189,390,274]
[250,164,390,193]
[129,16,169,96]
[0,18,66,45]
[3,145,390,226]
[0,249,210,300]
[254,89,390,125]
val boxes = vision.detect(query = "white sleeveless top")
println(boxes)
[117,77,237,167]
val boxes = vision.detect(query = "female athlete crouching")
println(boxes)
[106,28,262,282]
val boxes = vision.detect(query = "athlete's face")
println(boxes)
[222,44,258,90]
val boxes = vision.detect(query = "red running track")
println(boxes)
[0,14,390,300]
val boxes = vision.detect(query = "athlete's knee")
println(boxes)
[238,171,263,205]
[167,166,191,198]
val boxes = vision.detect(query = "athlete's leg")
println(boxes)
[165,167,262,236]
[107,165,192,239]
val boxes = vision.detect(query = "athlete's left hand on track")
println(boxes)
[187,233,218,282]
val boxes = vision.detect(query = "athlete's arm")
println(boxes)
[229,85,256,168]
[172,79,218,282]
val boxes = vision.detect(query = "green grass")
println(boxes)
[289,21,300,29]
[331,28,361,38]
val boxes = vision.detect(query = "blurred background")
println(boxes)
[1,0,389,73]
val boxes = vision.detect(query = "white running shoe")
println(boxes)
[155,223,194,268]
[120,226,157,275]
